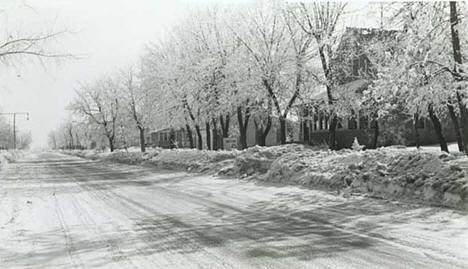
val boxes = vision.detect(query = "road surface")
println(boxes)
[1,152,468,268]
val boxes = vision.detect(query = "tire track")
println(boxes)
[53,161,172,268]
[53,158,298,269]
[53,191,85,269]
[53,158,241,268]
[14,152,467,269]
[68,190,138,269]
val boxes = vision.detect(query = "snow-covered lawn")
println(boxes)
[64,144,468,210]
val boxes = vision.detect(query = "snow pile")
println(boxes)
[64,149,102,159]
[0,153,6,171]
[265,147,468,209]
[65,148,162,163]
[65,148,239,172]
[0,150,24,171]
[3,150,24,162]
[102,150,162,164]
[234,144,308,177]
[147,148,239,171]
[63,145,468,209]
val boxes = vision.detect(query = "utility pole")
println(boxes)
[380,3,384,29]
[13,113,16,150]
[0,112,29,150]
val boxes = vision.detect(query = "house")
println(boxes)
[147,128,190,149]
[244,116,300,147]
[147,116,301,150]
[298,27,458,149]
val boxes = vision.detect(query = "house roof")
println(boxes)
[306,79,370,103]
[149,127,179,134]
[331,27,399,85]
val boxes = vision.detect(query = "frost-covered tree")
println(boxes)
[142,34,206,149]
[449,1,468,154]
[118,66,154,152]
[286,2,347,149]
[366,2,468,153]
[70,77,120,152]
[228,1,300,145]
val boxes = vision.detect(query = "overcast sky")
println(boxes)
[0,0,378,149]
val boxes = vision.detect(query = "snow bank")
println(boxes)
[63,145,468,209]
[65,148,162,163]
[0,150,24,171]
[147,148,238,171]
[264,147,468,209]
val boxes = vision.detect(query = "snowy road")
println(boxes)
[1,152,468,269]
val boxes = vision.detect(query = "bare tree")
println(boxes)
[0,30,72,63]
[70,79,120,152]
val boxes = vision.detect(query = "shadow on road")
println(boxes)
[2,152,467,268]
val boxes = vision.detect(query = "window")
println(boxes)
[348,118,357,129]
[302,120,310,141]
[353,55,370,77]
[359,116,369,129]
[415,118,425,129]
[313,115,319,131]
[360,56,369,74]
[352,58,359,76]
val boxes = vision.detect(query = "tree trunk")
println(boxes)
[254,120,266,146]
[258,116,272,147]
[138,126,146,152]
[205,121,211,150]
[428,104,448,152]
[220,114,230,137]
[413,114,421,149]
[75,132,81,149]
[447,104,464,151]
[108,136,115,152]
[237,106,250,150]
[371,119,379,149]
[302,116,310,144]
[254,121,262,146]
[239,127,247,149]
[220,114,230,150]
[279,116,287,144]
[68,129,74,150]
[450,1,468,155]
[195,124,203,150]
[455,93,468,154]
[328,115,338,150]
[186,124,194,148]
[211,118,219,150]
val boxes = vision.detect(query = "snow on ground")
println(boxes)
[65,144,468,210]
[419,142,462,153]
[1,152,468,268]
[0,150,24,171]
